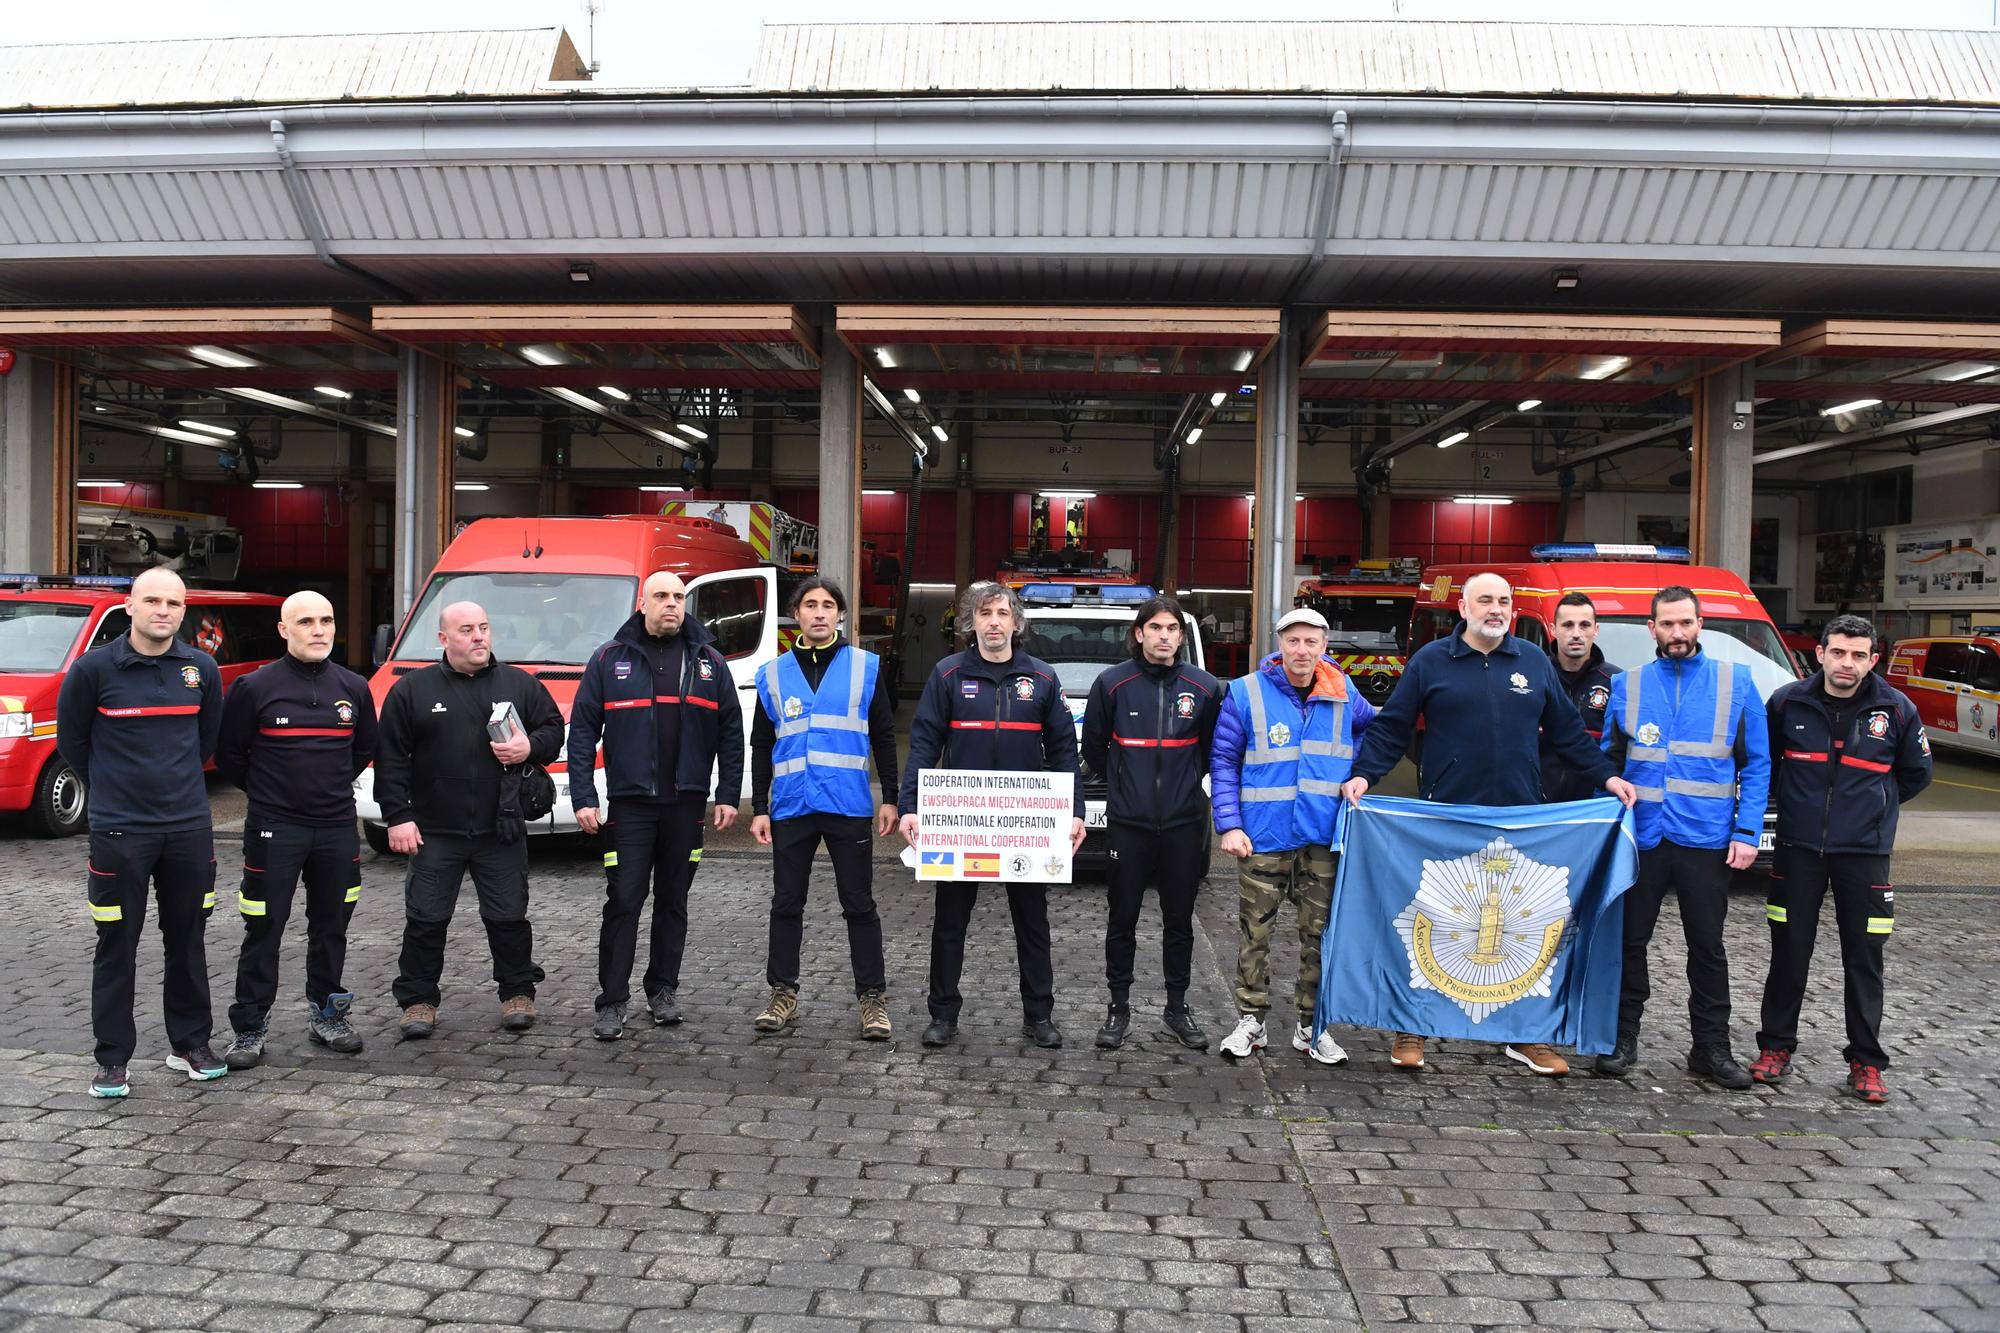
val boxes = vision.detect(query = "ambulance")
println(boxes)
[1293,559,1421,707]
[1413,544,1800,852]
[1883,631,2000,757]
[0,575,284,836]
[353,515,779,850]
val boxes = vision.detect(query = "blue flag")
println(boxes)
[1316,795,1639,1055]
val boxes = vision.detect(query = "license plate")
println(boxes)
[1758,832,1775,852]
[1084,809,1107,829]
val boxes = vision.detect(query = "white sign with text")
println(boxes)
[913,768,1074,884]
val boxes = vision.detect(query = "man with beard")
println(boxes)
[1542,592,1620,803]
[569,570,743,1039]
[1597,585,1771,1089]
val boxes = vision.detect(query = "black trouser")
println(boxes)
[392,831,542,1009]
[1104,819,1204,1007]
[597,794,706,1009]
[1618,838,1733,1048]
[767,811,885,994]
[928,882,1055,1024]
[229,818,360,1032]
[1757,844,1894,1069]
[86,827,217,1066]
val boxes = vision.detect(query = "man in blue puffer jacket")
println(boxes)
[1210,607,1376,1066]
[1597,585,1771,1090]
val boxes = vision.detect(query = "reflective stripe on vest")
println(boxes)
[1231,668,1351,850]
[761,646,877,820]
[1623,658,1737,806]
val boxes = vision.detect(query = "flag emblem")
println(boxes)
[783,696,804,720]
[919,850,956,878]
[1395,836,1571,1023]
[1268,722,1291,747]
[964,852,1000,878]
[1636,722,1662,746]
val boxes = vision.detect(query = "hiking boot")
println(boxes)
[224,1019,269,1070]
[307,993,363,1055]
[1390,1033,1426,1070]
[1161,1004,1208,1050]
[1095,1004,1130,1050]
[89,1064,129,1099]
[1751,1048,1793,1084]
[754,984,799,1034]
[500,995,538,1032]
[1022,1018,1063,1049]
[1505,1044,1569,1077]
[647,987,681,1026]
[920,1018,957,1048]
[1595,1033,1638,1077]
[1296,1023,1349,1066]
[593,1002,627,1041]
[1848,1062,1889,1104]
[166,1046,228,1082]
[858,990,892,1042]
[399,1003,437,1040]
[1219,1015,1267,1060]
[1687,1044,1752,1091]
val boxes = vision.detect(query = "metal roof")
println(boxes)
[754,22,2000,107]
[0,28,590,110]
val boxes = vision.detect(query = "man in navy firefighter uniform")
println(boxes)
[1542,591,1621,804]
[748,576,899,1041]
[569,569,743,1040]
[1752,614,1930,1103]
[1598,585,1772,1089]
[57,568,227,1098]
[1080,593,1223,1051]
[899,581,1086,1050]
[215,590,379,1068]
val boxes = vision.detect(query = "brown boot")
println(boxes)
[399,1003,437,1040]
[754,985,799,1033]
[500,995,537,1032]
[858,989,892,1042]
[1390,1033,1426,1070]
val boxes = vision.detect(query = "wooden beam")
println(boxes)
[1304,310,1783,360]
[0,307,382,350]
[371,304,813,348]
[1760,319,2000,364]
[837,305,1280,348]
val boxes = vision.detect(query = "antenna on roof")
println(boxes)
[582,0,603,76]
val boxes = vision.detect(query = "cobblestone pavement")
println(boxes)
[1,810,1996,1332]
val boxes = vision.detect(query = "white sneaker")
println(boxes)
[1295,1022,1349,1066]
[1219,1015,1267,1060]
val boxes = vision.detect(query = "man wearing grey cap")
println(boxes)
[1209,606,1377,1064]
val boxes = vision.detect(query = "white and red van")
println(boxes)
[1884,632,2000,758]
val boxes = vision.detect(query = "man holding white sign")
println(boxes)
[900,582,1085,1050]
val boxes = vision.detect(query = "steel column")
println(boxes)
[818,328,864,607]
[394,346,454,619]
[1251,311,1301,662]
[1690,364,1755,577]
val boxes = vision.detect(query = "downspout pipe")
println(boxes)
[1282,109,1349,305]
[269,118,420,302]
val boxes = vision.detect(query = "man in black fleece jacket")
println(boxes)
[213,591,378,1068]
[374,600,562,1038]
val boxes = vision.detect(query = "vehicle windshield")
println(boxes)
[1308,594,1411,653]
[1593,616,1800,701]
[1026,612,1196,696]
[392,573,639,665]
[0,602,91,673]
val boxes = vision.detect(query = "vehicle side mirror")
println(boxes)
[371,624,392,668]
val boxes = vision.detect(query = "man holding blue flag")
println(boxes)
[1596,585,1771,1090]
[1211,606,1375,1066]
[1342,572,1636,1075]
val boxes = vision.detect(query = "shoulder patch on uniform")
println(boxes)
[1586,685,1610,710]
[1866,710,1891,739]
[1014,677,1035,699]
[180,664,202,690]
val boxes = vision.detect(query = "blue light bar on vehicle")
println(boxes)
[1018,582,1157,606]
[0,572,132,589]
[67,575,134,588]
[1530,543,1691,563]
[1018,583,1075,605]
[0,573,39,585]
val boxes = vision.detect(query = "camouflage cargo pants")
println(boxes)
[1233,845,1336,1024]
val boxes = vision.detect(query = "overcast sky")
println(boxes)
[4,1,1996,88]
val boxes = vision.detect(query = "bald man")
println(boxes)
[568,569,743,1038]
[374,600,563,1039]
[57,567,227,1098]
[214,591,378,1068]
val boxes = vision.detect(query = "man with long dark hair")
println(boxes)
[1080,595,1223,1049]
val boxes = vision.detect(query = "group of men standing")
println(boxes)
[64,562,1928,1107]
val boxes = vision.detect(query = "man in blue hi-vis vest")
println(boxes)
[1598,584,1772,1090]
[749,577,900,1042]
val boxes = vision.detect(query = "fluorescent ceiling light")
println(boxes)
[1234,350,1255,372]
[675,422,708,441]
[1517,398,1543,412]
[902,388,921,403]
[597,386,630,401]
[1436,431,1470,449]
[1185,427,1203,444]
[1183,587,1250,595]
[76,480,123,488]
[217,386,399,438]
[639,485,685,493]
[1041,491,1095,499]
[519,345,566,366]
[1452,495,1514,505]
[875,349,896,369]
[1939,364,1996,382]
[863,489,895,496]
[313,386,352,400]
[178,419,236,438]
[453,426,476,439]
[185,345,257,369]
[1579,356,1630,381]
[909,582,957,591]
[453,482,489,492]
[143,424,219,445]
[251,481,303,490]
[1823,398,1882,416]
[930,424,949,442]
[547,388,597,409]
[1208,391,1227,408]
